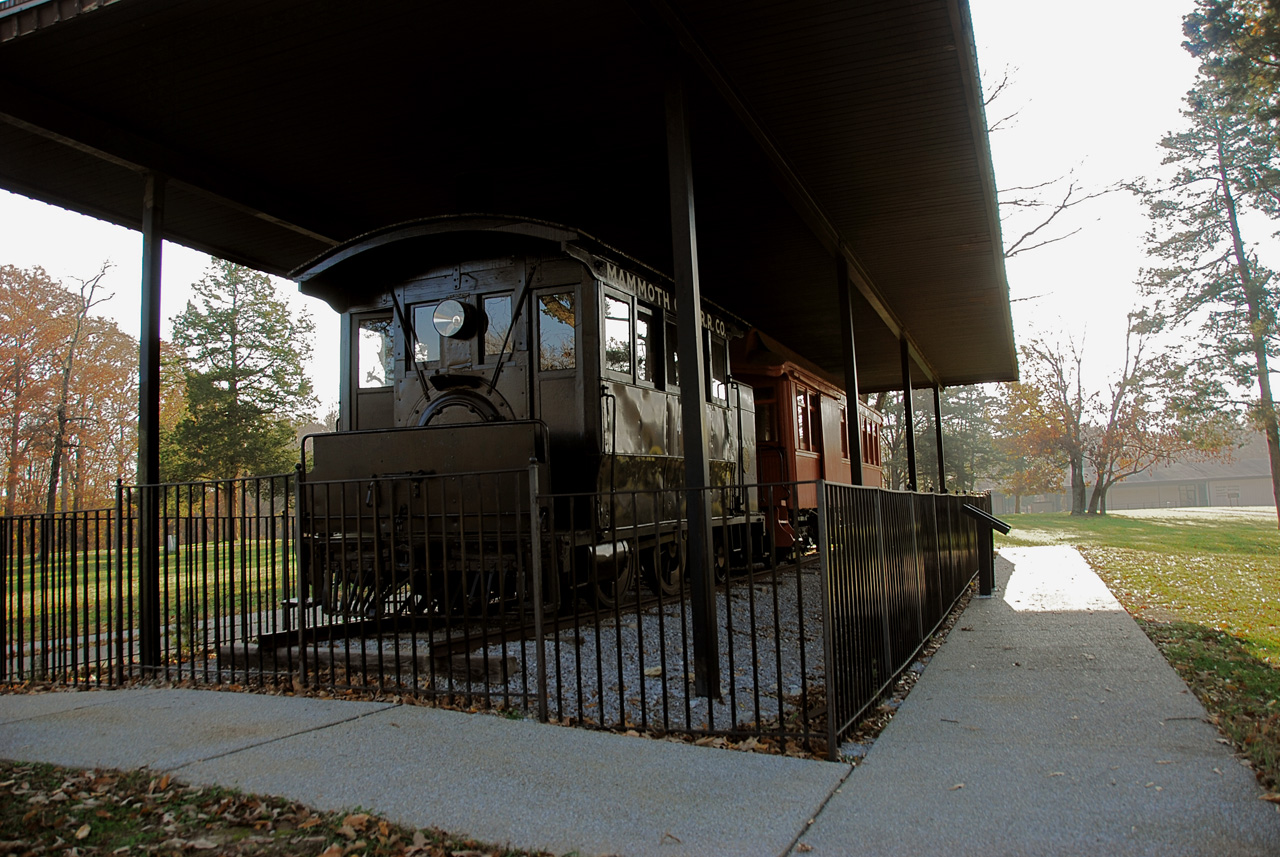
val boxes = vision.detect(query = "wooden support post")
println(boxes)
[666,64,719,700]
[138,171,164,671]
[836,257,863,486]
[933,384,947,494]
[900,337,917,492]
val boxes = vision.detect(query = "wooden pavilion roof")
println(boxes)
[0,0,1016,392]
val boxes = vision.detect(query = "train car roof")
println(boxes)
[731,329,848,397]
[0,0,1016,392]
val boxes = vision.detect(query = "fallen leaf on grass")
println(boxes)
[318,845,344,857]
[74,823,91,840]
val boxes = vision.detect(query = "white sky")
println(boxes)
[970,0,1275,393]
[0,0,1271,409]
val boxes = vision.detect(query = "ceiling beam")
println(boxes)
[640,0,941,387]
[0,77,340,248]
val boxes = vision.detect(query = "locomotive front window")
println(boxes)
[604,295,632,375]
[357,317,394,389]
[484,294,514,359]
[538,292,576,370]
[411,303,441,363]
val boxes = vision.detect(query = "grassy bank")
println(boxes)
[997,508,1280,789]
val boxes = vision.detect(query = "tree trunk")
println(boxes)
[1069,451,1087,515]
[1086,479,1103,515]
[1215,125,1280,529]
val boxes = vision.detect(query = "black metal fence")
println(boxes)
[2,471,985,759]
[1,474,296,688]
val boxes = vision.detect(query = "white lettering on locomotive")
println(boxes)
[603,260,726,335]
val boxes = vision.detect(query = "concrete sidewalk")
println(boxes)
[2,547,1278,856]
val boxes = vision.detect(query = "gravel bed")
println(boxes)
[301,560,829,735]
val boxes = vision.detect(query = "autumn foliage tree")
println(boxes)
[1001,339,1090,515]
[998,323,1236,516]
[0,264,138,515]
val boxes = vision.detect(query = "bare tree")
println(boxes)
[44,262,111,515]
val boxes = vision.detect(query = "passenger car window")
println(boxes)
[604,295,632,375]
[411,303,441,363]
[796,387,820,452]
[357,317,394,389]
[538,292,576,370]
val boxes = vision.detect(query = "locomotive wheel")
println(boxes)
[588,550,634,609]
[643,540,683,597]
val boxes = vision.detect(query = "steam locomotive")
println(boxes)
[293,216,880,617]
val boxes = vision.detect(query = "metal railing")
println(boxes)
[1,474,296,687]
[3,470,984,758]
[820,485,985,752]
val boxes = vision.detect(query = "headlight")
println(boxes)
[432,299,476,338]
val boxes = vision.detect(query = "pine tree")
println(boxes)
[169,260,316,483]
[1136,72,1280,526]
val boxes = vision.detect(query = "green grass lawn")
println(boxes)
[7,540,294,651]
[998,507,1280,789]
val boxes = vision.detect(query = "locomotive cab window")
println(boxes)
[603,294,632,375]
[357,316,395,388]
[636,306,657,385]
[708,333,728,405]
[666,319,679,389]
[538,291,576,371]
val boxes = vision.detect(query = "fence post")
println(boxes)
[292,464,308,687]
[528,459,548,723]
[0,516,7,683]
[136,482,161,674]
[113,480,125,684]
[961,503,1010,597]
[978,528,994,597]
[816,481,839,761]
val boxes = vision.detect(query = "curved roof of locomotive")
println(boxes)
[0,0,1016,393]
[293,214,755,333]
